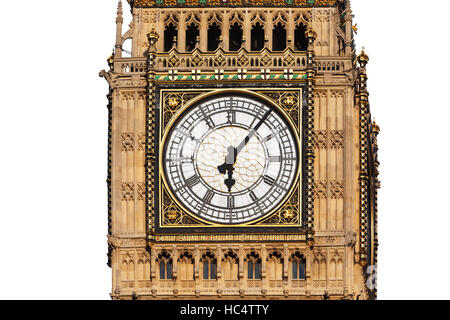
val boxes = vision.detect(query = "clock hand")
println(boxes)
[235,109,272,156]
[217,109,272,192]
[218,146,236,192]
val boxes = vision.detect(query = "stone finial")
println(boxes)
[372,121,380,136]
[344,0,353,22]
[147,29,159,53]
[305,27,317,42]
[357,47,369,66]
[116,0,123,24]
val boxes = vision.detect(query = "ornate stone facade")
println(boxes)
[101,0,378,300]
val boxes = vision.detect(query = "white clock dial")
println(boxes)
[162,94,299,225]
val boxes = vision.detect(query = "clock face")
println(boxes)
[162,94,299,225]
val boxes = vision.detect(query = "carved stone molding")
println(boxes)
[109,236,147,248]
[121,131,146,152]
[313,129,344,149]
[137,131,146,151]
[313,180,344,199]
[121,182,135,201]
[121,132,135,151]
[121,182,146,202]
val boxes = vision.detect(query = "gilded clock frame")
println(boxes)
[149,85,306,234]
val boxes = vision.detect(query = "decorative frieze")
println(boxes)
[132,0,337,8]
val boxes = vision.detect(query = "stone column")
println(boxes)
[244,10,251,51]
[305,27,317,245]
[357,49,370,266]
[266,11,273,51]
[178,12,186,52]
[200,12,208,52]
[222,12,230,51]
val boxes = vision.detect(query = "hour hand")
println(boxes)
[218,146,237,192]
[218,163,227,175]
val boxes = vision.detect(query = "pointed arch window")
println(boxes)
[267,251,283,280]
[164,23,177,52]
[158,252,173,280]
[294,23,308,51]
[222,251,239,280]
[291,252,306,280]
[178,251,195,280]
[246,252,262,280]
[207,23,221,52]
[186,23,199,52]
[251,23,264,51]
[201,252,217,280]
[229,23,243,51]
[273,23,287,51]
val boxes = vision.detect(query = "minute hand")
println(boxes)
[236,110,272,155]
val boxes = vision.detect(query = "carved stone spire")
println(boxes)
[344,0,353,55]
[115,0,124,58]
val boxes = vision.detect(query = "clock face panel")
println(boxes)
[162,94,299,225]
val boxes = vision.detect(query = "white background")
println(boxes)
[0,0,449,300]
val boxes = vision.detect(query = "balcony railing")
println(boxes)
[113,51,351,76]
[114,48,308,75]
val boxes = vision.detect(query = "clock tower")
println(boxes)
[101,0,379,300]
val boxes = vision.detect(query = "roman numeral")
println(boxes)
[269,156,281,162]
[204,116,215,129]
[167,156,193,163]
[199,107,215,129]
[203,190,215,204]
[227,110,236,124]
[263,175,276,186]
[249,191,258,202]
[227,196,235,209]
[185,175,200,188]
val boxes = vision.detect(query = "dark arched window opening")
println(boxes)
[294,24,308,51]
[248,260,254,279]
[159,261,165,279]
[247,259,262,279]
[202,252,217,280]
[229,23,243,51]
[273,23,286,51]
[210,261,217,279]
[299,259,306,280]
[159,259,173,279]
[186,23,199,52]
[292,260,298,279]
[251,23,264,51]
[203,261,209,279]
[291,252,306,280]
[164,23,177,52]
[208,23,221,51]
[255,260,262,279]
